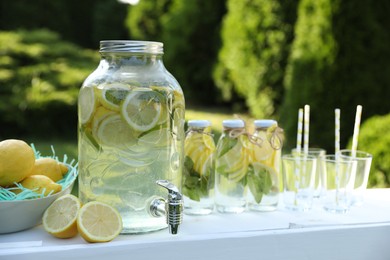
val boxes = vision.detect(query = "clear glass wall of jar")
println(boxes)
[78,41,185,234]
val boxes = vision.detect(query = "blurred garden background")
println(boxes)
[0,0,389,187]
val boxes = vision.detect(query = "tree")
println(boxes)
[126,0,227,106]
[126,0,172,41]
[213,0,297,117]
[280,0,390,151]
[161,0,227,105]
[0,0,129,48]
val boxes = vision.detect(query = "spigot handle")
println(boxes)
[155,180,183,235]
[156,180,182,200]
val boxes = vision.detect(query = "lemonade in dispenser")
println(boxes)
[78,41,185,234]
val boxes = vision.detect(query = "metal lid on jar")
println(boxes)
[99,40,164,54]
[188,120,211,128]
[223,119,245,128]
[254,119,277,128]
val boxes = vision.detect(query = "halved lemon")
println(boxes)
[42,194,81,238]
[121,89,162,132]
[77,201,122,243]
[79,86,96,124]
[99,83,130,111]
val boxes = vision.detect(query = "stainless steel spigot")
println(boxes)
[149,180,183,235]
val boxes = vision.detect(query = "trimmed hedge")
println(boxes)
[213,0,297,118]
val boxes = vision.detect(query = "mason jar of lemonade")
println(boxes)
[78,41,185,234]
[183,120,215,215]
[215,119,250,214]
[248,120,283,212]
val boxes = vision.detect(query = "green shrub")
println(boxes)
[214,0,297,118]
[281,0,390,151]
[0,29,98,138]
[349,114,390,188]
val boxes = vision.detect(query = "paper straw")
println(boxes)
[335,109,341,204]
[294,108,304,205]
[335,108,340,154]
[303,105,310,155]
[351,105,363,157]
[296,108,304,153]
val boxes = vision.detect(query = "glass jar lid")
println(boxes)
[99,40,163,54]
[222,119,245,128]
[188,120,211,128]
[254,119,277,128]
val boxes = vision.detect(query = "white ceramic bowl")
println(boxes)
[0,161,78,234]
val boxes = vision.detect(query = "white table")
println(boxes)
[1,189,390,260]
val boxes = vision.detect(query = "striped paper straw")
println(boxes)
[335,108,341,204]
[351,105,363,157]
[303,105,310,155]
[335,108,341,154]
[296,108,304,153]
[294,108,304,205]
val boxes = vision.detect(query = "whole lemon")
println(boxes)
[30,158,64,182]
[20,175,62,196]
[0,139,35,187]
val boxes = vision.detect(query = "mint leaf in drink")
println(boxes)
[182,156,211,202]
[247,163,274,204]
[217,137,238,158]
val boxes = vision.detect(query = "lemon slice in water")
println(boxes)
[92,106,116,139]
[97,114,137,147]
[121,90,162,132]
[79,86,96,124]
[99,84,130,111]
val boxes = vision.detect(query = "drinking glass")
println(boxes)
[337,150,372,206]
[292,148,326,198]
[282,154,317,211]
[320,155,357,213]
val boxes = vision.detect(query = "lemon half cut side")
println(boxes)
[42,194,81,238]
[77,201,123,243]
